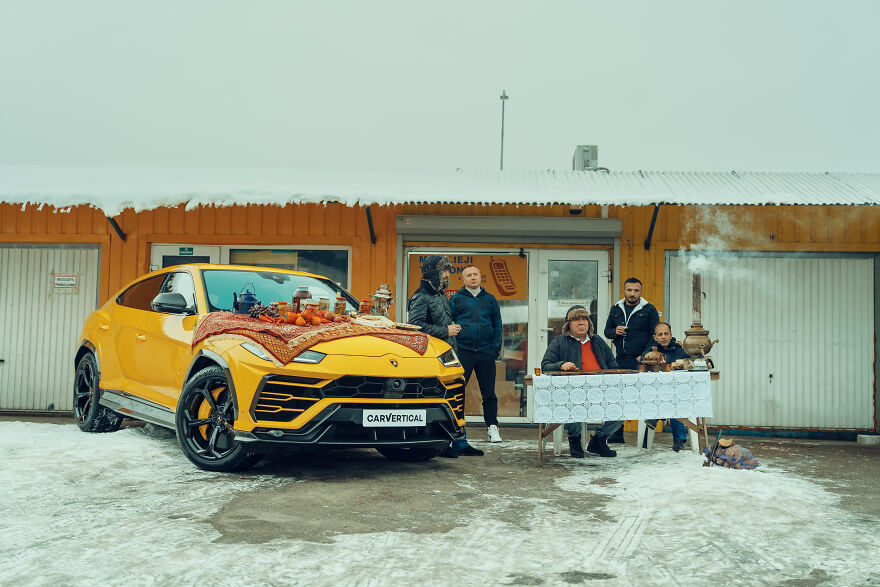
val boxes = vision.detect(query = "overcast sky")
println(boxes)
[1,1,878,173]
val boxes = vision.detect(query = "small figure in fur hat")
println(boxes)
[705,437,760,469]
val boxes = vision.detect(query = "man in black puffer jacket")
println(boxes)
[604,277,660,370]
[542,305,621,458]
[408,255,483,457]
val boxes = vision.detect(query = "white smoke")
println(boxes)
[681,208,766,283]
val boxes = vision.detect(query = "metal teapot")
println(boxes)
[232,283,261,314]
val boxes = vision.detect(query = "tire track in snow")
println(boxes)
[588,506,649,559]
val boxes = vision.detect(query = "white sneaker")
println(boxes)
[487,425,502,443]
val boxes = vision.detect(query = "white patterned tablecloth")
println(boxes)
[532,371,712,424]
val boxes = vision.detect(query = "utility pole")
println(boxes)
[499,90,508,170]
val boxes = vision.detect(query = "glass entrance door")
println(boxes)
[403,247,609,423]
[526,250,610,419]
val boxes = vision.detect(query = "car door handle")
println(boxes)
[100,324,110,330]
[137,334,147,341]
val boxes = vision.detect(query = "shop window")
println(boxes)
[229,249,349,288]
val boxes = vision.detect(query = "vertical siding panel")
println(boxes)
[844,206,862,244]
[216,205,232,236]
[324,203,341,239]
[825,207,843,244]
[793,207,810,243]
[60,208,78,235]
[261,205,279,238]
[811,207,828,244]
[32,205,48,235]
[47,207,64,237]
[864,208,880,243]
[75,205,90,235]
[245,205,261,238]
[153,206,169,235]
[202,205,217,236]
[15,205,31,233]
[308,204,324,237]
[781,206,796,242]
[168,204,185,235]
[276,204,294,238]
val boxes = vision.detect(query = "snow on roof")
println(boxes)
[1,165,879,216]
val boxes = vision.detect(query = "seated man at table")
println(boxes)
[642,321,691,451]
[541,305,621,458]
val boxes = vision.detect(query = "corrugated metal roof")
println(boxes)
[1,165,878,216]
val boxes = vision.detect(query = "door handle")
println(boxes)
[100,324,110,330]
[137,334,147,342]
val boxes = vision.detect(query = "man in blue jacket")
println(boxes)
[450,265,504,442]
[642,322,691,451]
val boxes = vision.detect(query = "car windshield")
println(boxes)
[201,269,359,313]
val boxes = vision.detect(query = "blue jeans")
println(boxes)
[667,418,688,441]
[453,430,470,450]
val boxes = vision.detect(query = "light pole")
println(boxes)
[499,90,508,170]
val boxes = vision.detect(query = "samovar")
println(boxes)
[370,284,394,317]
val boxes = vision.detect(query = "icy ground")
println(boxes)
[1,422,878,586]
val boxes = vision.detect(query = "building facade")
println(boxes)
[2,168,878,435]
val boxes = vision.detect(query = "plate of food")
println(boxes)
[353,315,396,328]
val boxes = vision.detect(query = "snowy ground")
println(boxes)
[1,422,878,586]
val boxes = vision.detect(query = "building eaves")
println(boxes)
[0,165,878,216]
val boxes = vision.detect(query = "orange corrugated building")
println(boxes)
[2,166,879,437]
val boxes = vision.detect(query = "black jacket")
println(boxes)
[541,334,618,372]
[603,298,660,358]
[408,279,456,349]
[449,287,502,353]
[641,337,689,363]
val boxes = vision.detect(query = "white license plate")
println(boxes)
[363,409,427,427]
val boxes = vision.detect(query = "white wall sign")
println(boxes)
[53,275,78,288]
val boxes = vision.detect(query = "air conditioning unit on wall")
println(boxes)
[572,145,598,171]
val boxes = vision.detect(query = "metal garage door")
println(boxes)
[0,245,100,411]
[666,252,875,430]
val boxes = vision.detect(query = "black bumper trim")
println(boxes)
[238,402,463,449]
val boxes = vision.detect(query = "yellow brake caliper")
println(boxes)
[197,385,226,440]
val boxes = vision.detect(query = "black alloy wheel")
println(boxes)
[175,366,253,472]
[376,446,442,462]
[73,352,124,433]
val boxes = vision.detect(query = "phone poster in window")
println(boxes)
[407,253,527,300]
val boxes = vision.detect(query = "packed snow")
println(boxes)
[2,165,879,216]
[1,422,877,586]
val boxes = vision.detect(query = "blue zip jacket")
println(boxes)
[449,287,502,353]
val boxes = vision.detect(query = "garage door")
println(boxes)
[667,253,874,430]
[0,245,100,411]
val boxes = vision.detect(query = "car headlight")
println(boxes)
[292,350,326,364]
[438,348,460,367]
[241,342,272,362]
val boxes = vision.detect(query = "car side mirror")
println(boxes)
[152,292,196,315]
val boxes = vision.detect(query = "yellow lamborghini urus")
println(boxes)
[73,264,465,471]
